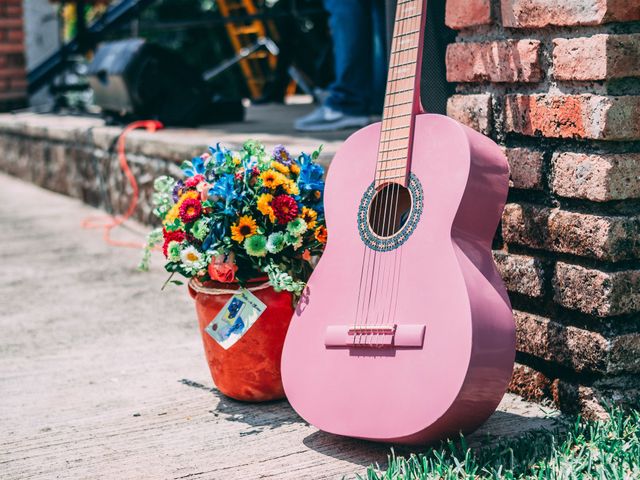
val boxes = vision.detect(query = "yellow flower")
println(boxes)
[283,180,300,195]
[260,169,286,189]
[232,154,242,165]
[231,216,258,242]
[290,164,300,175]
[271,161,290,175]
[164,204,180,225]
[301,207,318,230]
[257,193,276,222]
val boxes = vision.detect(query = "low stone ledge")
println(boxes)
[0,112,339,225]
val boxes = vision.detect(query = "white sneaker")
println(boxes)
[294,106,370,132]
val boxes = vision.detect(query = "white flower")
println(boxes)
[180,246,206,272]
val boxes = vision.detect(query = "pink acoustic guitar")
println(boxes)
[281,0,515,444]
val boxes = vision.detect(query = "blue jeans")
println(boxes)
[323,0,387,116]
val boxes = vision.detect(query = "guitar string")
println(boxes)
[367,0,418,342]
[363,1,414,343]
[383,0,422,331]
[370,1,420,338]
[357,0,420,345]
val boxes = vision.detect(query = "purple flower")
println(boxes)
[272,145,293,166]
[172,179,184,202]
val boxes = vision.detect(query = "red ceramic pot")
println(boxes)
[188,279,294,402]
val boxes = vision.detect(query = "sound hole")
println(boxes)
[367,183,412,238]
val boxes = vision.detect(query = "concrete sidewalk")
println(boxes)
[0,174,561,479]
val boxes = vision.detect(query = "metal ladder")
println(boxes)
[216,0,278,99]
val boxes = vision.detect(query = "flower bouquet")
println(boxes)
[142,140,327,401]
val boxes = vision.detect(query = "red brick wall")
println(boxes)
[445,0,640,416]
[0,0,27,111]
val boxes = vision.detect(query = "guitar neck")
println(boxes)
[376,0,426,188]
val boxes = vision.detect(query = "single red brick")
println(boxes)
[6,29,24,44]
[501,0,640,28]
[502,203,640,261]
[554,262,640,316]
[9,78,27,91]
[504,94,640,141]
[0,44,24,55]
[503,147,544,190]
[0,67,25,79]
[0,91,27,101]
[446,39,542,83]
[553,34,640,81]
[551,152,640,201]
[446,94,493,135]
[445,0,492,29]
[0,19,23,29]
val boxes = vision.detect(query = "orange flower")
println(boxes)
[314,225,327,244]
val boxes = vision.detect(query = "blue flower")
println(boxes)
[209,143,229,167]
[298,153,325,193]
[210,174,237,200]
[181,156,207,177]
[210,174,240,216]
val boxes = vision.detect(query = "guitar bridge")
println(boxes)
[325,324,425,348]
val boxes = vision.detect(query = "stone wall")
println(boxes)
[0,0,28,111]
[445,0,640,416]
[0,113,339,226]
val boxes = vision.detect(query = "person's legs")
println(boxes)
[294,0,373,131]
[370,0,388,115]
[323,0,372,116]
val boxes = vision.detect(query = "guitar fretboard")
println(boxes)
[376,0,425,188]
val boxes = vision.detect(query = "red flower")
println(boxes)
[179,198,202,223]
[208,261,238,283]
[271,194,299,224]
[162,229,185,257]
[185,174,205,188]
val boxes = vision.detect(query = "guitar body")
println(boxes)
[281,114,515,444]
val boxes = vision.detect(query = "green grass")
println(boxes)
[359,407,640,480]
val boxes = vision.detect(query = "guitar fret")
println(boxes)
[379,146,408,154]
[395,14,421,23]
[394,29,420,38]
[383,112,411,121]
[381,125,410,133]
[380,135,410,143]
[389,60,417,69]
[387,87,413,95]
[384,100,413,108]
[390,46,418,55]
[387,74,415,83]
[377,173,407,180]
[376,165,406,173]
[378,154,408,162]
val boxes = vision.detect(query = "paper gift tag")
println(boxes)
[205,289,267,350]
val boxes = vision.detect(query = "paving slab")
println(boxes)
[0,173,562,479]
